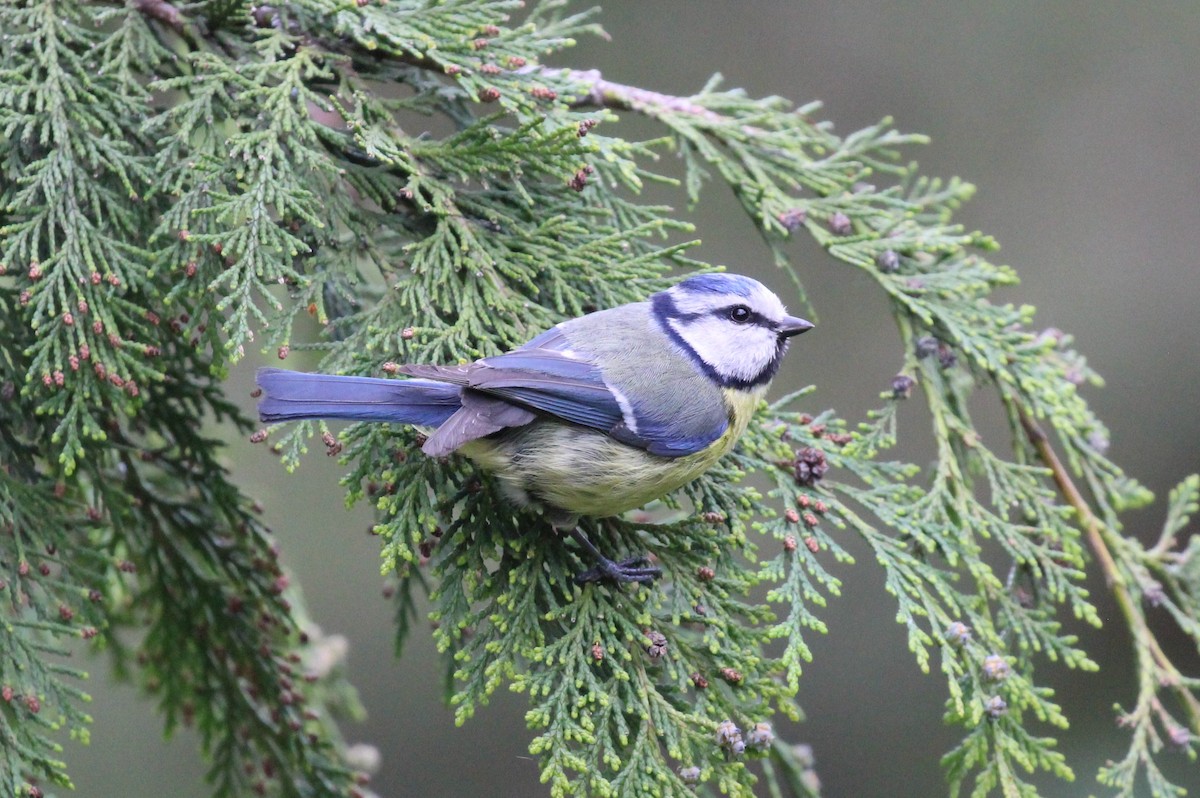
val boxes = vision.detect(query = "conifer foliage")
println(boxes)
[1,1,1197,796]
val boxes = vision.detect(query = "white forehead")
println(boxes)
[668,275,787,320]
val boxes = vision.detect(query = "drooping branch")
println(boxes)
[125,0,754,133]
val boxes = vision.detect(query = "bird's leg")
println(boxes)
[566,526,662,586]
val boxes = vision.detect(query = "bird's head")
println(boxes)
[652,273,813,389]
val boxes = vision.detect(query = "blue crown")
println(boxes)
[674,273,760,298]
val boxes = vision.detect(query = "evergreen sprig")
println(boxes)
[1,1,1195,796]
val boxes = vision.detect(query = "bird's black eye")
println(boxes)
[728,305,752,323]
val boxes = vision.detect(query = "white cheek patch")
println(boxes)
[670,316,778,383]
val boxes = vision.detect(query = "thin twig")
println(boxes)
[543,67,729,122]
[1017,407,1123,589]
[1018,404,1200,732]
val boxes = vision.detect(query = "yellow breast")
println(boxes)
[718,386,765,444]
[462,386,766,519]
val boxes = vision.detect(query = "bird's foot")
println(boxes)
[573,554,662,586]
[565,525,662,586]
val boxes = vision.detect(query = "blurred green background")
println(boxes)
[69,2,1199,796]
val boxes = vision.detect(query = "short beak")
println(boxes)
[778,315,815,338]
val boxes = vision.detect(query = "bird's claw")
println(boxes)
[573,555,662,586]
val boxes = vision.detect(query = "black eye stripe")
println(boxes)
[713,305,770,327]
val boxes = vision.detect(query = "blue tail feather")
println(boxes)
[256,368,461,426]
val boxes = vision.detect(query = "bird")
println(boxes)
[256,273,813,584]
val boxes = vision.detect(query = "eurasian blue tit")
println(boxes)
[257,273,812,583]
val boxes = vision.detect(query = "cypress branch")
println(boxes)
[0,1,1194,796]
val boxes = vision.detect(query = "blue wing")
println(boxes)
[400,344,726,458]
